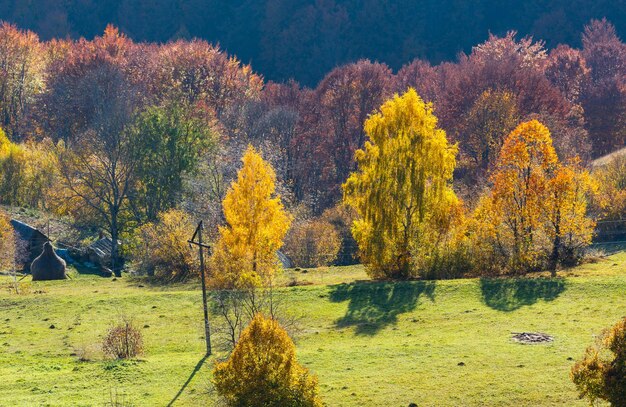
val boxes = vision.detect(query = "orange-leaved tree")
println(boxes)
[472,120,596,274]
[343,88,459,279]
[210,146,291,289]
[544,158,597,274]
[212,313,322,407]
[474,120,557,272]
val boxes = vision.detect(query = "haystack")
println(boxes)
[31,242,67,281]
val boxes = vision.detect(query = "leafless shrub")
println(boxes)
[2,281,32,295]
[102,318,144,359]
[582,247,606,263]
[104,388,134,407]
[211,285,302,350]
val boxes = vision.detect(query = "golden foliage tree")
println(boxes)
[0,129,58,208]
[472,120,596,274]
[571,317,626,406]
[544,159,597,273]
[488,120,559,271]
[593,155,626,223]
[0,209,15,272]
[343,88,459,279]
[133,209,197,281]
[211,146,291,288]
[212,314,322,407]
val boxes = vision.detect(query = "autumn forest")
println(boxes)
[0,5,625,406]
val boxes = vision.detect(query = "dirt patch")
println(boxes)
[512,332,554,344]
[287,279,314,287]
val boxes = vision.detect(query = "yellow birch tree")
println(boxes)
[343,88,459,279]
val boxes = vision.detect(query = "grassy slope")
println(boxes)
[1,255,625,406]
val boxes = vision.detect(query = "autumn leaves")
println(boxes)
[209,85,596,285]
[343,89,459,279]
[210,146,291,289]
[473,120,596,276]
[344,90,596,279]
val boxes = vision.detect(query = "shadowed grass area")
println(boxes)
[480,278,566,312]
[329,281,435,334]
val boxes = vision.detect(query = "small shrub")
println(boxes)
[284,218,341,268]
[2,281,32,295]
[571,317,626,406]
[417,241,473,280]
[582,248,605,264]
[102,318,144,360]
[105,388,134,407]
[132,209,197,281]
[212,314,322,407]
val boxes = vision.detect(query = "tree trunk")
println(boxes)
[549,212,561,278]
[110,211,121,277]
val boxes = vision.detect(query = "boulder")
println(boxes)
[31,242,67,281]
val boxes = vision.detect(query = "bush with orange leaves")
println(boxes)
[212,314,322,407]
[571,317,626,406]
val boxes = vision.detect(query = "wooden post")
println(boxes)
[189,221,212,356]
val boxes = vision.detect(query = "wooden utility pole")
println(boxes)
[188,221,212,356]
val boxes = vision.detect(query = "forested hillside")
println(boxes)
[0,16,624,277]
[0,0,624,84]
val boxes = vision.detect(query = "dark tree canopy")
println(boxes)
[0,0,624,85]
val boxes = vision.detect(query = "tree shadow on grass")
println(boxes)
[480,277,566,312]
[167,355,208,406]
[329,281,435,335]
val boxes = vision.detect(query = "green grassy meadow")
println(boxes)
[1,254,625,406]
